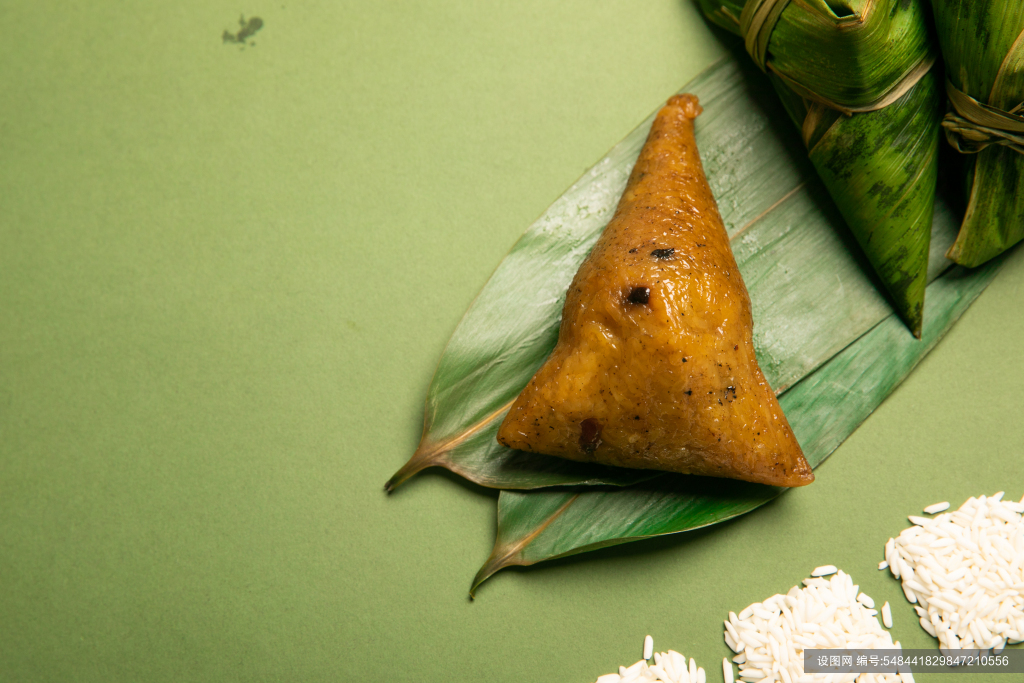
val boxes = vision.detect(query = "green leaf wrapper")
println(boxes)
[931,1,1024,267]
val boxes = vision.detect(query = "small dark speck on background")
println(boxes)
[223,14,263,47]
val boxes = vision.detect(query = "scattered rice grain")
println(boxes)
[593,637,705,683]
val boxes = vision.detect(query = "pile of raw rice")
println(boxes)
[884,492,1024,652]
[722,568,909,683]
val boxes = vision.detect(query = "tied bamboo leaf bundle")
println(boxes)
[697,0,943,337]
[931,1,1024,267]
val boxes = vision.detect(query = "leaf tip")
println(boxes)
[470,556,501,598]
[904,317,923,340]
[907,308,923,339]
[469,565,492,599]
[892,302,924,340]
[384,441,443,493]
[470,544,520,598]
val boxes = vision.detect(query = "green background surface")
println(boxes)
[2,2,1022,681]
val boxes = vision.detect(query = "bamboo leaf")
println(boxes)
[471,259,1002,595]
[387,49,956,492]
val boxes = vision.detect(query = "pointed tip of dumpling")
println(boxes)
[895,291,924,339]
[667,93,703,119]
[785,462,815,487]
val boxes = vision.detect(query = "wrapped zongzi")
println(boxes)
[930,0,1024,267]
[698,0,943,337]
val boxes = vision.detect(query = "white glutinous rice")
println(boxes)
[723,657,734,683]
[886,492,1024,653]
[810,564,837,577]
[882,601,893,629]
[723,569,909,682]
[594,637,706,683]
[923,501,950,514]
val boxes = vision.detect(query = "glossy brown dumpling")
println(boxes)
[497,94,813,487]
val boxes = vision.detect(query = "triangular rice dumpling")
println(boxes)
[497,94,813,488]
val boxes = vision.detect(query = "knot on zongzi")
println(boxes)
[942,79,1024,155]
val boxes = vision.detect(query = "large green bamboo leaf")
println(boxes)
[386,49,956,492]
[931,1,1024,267]
[471,259,1002,595]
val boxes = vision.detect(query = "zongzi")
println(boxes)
[496,95,813,488]
[931,0,1024,267]
[698,0,943,338]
